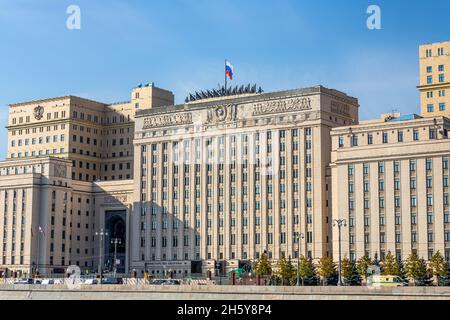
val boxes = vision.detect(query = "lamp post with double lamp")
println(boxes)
[95,229,108,284]
[110,238,122,278]
[333,219,347,286]
[293,233,305,286]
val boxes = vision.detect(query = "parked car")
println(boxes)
[40,279,55,285]
[83,278,98,285]
[151,279,166,285]
[101,277,123,285]
[151,279,181,285]
[14,278,34,285]
[371,275,408,287]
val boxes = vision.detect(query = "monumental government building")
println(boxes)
[0,40,449,278]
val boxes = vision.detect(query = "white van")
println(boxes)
[371,275,407,287]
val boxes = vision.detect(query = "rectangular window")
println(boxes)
[413,129,419,141]
[339,136,344,148]
[351,135,358,147]
[430,128,436,139]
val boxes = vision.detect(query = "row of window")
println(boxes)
[11,112,67,125]
[427,103,447,112]
[426,65,445,73]
[426,74,446,84]
[10,124,65,136]
[11,134,65,147]
[425,47,445,57]
[340,127,443,148]
[10,148,65,158]
[426,89,446,98]
[348,158,449,175]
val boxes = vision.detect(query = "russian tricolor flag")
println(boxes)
[225,61,234,80]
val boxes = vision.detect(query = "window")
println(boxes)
[367,133,373,145]
[338,136,344,148]
[439,74,445,83]
[439,65,444,72]
[440,103,446,111]
[427,104,434,112]
[351,135,358,147]
[363,163,369,174]
[413,129,419,141]
[411,196,417,207]
[427,75,433,84]
[382,132,388,143]
[348,165,354,176]
[398,131,403,142]
[430,128,436,139]
[426,159,433,170]
[410,178,416,189]
[427,66,432,73]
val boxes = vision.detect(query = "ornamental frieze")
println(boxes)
[330,100,350,116]
[252,97,312,116]
[143,112,192,129]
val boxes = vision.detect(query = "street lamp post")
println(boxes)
[95,229,109,284]
[294,233,305,286]
[110,238,121,278]
[333,219,347,286]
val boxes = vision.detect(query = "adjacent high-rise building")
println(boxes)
[418,41,449,117]
[331,114,450,263]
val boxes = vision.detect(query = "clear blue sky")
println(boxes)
[0,0,449,159]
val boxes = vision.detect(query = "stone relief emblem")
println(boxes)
[104,194,128,204]
[206,104,237,124]
[53,164,67,178]
[33,105,44,120]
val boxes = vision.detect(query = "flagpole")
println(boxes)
[36,228,40,277]
[224,59,227,93]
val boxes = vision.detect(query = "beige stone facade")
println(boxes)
[7,84,174,183]
[131,86,359,275]
[0,84,360,277]
[3,40,449,278]
[331,116,450,262]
